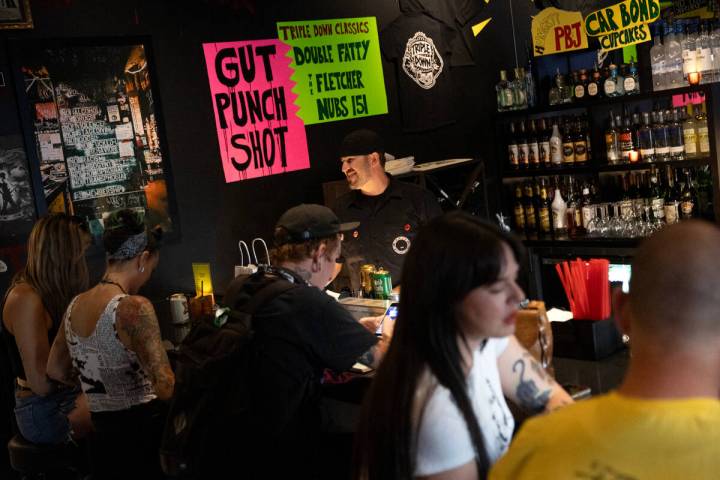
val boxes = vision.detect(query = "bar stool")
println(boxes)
[7,434,80,479]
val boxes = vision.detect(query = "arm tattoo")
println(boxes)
[356,344,378,367]
[117,298,174,398]
[522,351,553,383]
[512,358,551,413]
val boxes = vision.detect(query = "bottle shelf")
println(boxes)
[501,157,712,179]
[520,234,641,248]
[496,84,710,119]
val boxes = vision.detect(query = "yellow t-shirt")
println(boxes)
[489,392,720,480]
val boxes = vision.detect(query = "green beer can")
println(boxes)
[371,268,392,300]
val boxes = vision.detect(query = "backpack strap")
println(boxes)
[222,273,297,319]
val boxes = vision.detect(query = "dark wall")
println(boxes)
[0,0,536,296]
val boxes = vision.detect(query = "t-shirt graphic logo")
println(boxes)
[402,32,444,90]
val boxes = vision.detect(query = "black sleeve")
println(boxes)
[421,188,444,221]
[312,296,377,372]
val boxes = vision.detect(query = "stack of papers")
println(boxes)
[385,156,415,175]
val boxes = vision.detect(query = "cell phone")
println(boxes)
[376,302,399,336]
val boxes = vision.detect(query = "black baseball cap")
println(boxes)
[338,129,385,158]
[275,204,359,245]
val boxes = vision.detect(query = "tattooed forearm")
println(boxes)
[512,358,552,413]
[522,351,553,383]
[117,297,175,400]
[357,344,379,368]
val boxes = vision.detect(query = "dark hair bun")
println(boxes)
[103,209,147,255]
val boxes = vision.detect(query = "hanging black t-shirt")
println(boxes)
[381,13,457,132]
[399,0,489,66]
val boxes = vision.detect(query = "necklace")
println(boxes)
[99,278,127,295]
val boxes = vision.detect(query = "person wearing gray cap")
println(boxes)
[334,129,442,293]
[216,203,386,479]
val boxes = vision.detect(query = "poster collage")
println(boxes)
[19,43,172,240]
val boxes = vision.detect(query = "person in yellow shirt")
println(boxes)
[490,220,720,480]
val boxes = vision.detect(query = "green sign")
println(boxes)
[277,17,388,125]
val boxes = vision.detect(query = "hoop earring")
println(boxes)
[139,266,145,273]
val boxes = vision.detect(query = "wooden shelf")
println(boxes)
[521,235,640,248]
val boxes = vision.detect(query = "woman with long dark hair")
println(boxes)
[354,212,572,480]
[1,214,92,444]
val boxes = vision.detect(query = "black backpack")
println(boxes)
[159,272,296,478]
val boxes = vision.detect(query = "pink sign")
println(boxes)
[203,40,310,183]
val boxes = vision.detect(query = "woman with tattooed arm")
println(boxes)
[353,212,572,480]
[48,209,174,479]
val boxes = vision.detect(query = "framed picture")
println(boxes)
[9,37,180,242]
[0,0,33,30]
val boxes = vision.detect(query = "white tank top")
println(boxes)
[64,294,156,412]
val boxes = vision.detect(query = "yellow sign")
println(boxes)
[585,0,660,51]
[532,8,588,57]
[191,262,214,298]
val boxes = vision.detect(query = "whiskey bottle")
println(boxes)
[605,113,621,164]
[508,122,519,169]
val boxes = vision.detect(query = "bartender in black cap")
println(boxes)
[333,129,443,293]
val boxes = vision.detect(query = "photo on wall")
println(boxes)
[0,134,35,244]
[13,39,178,239]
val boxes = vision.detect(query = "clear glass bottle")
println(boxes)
[667,20,685,88]
[649,167,665,222]
[664,166,680,224]
[559,71,573,104]
[710,20,720,84]
[605,113,621,164]
[525,62,537,108]
[697,21,713,84]
[651,21,667,91]
[668,108,686,161]
[681,19,697,83]
[639,112,656,163]
[653,110,671,162]
[604,64,619,97]
[696,100,710,156]
[496,70,513,111]
[683,103,698,159]
[549,69,561,106]
[512,67,528,110]
[624,59,639,94]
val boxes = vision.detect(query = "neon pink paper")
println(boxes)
[203,40,310,183]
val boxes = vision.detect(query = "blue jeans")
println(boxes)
[14,385,80,444]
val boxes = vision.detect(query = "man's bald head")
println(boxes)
[629,221,720,344]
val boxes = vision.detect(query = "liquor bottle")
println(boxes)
[710,20,720,84]
[549,69,562,106]
[624,62,640,95]
[512,68,528,110]
[680,168,696,219]
[696,21,712,84]
[650,22,667,91]
[638,112,655,162]
[496,70,513,112]
[605,113,621,164]
[518,120,529,168]
[574,70,587,100]
[668,108,686,161]
[580,183,595,230]
[508,122,519,169]
[573,119,588,165]
[681,20,697,84]
[588,65,602,98]
[653,110,671,162]
[583,115,593,162]
[562,120,575,164]
[537,178,552,235]
[631,112,642,151]
[664,165,680,224]
[559,72,573,104]
[551,185,568,235]
[683,103,699,159]
[615,64,626,96]
[649,167,665,222]
[619,116,634,163]
[528,119,540,168]
[525,57,537,108]
[523,181,537,232]
[550,120,563,166]
[565,177,582,237]
[604,64,619,97]
[619,174,634,218]
[513,183,526,231]
[696,100,710,156]
[539,118,551,167]
[667,20,684,88]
